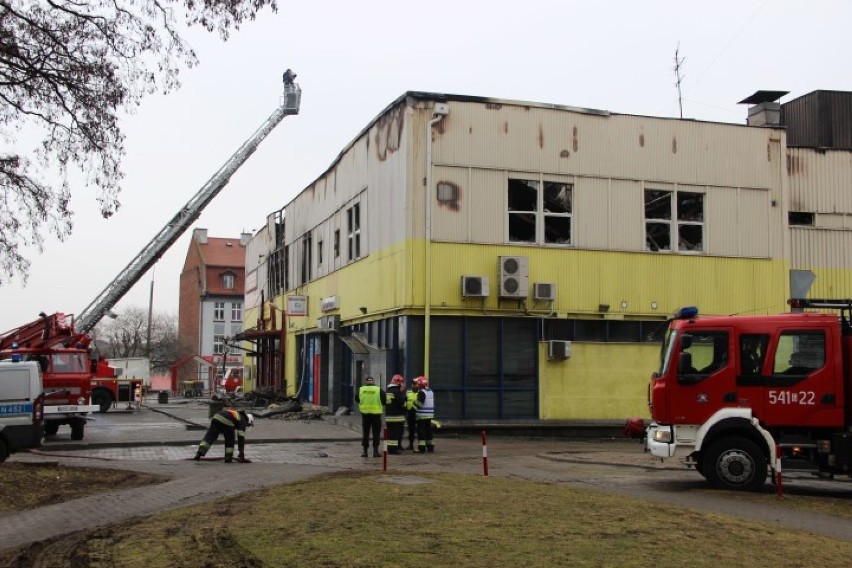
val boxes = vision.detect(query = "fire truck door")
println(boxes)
[763,329,843,428]
[734,333,770,419]
[673,329,736,424]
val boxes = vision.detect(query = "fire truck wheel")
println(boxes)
[702,436,767,492]
[0,439,9,462]
[92,390,114,413]
[44,422,59,436]
[70,422,85,441]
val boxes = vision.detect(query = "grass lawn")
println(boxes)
[24,470,852,568]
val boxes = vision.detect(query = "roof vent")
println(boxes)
[738,90,789,127]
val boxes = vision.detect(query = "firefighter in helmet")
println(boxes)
[404,377,419,450]
[194,408,254,463]
[385,374,407,454]
[413,376,435,453]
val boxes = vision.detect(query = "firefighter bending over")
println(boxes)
[194,408,254,463]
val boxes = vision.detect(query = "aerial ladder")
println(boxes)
[74,81,301,333]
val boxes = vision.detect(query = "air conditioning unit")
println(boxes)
[461,275,490,297]
[534,282,557,301]
[548,340,572,360]
[499,256,529,298]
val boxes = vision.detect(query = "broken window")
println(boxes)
[334,230,340,258]
[677,192,704,252]
[508,178,537,243]
[645,189,704,253]
[300,233,312,285]
[788,211,814,226]
[347,203,361,260]
[508,178,573,245]
[317,239,323,265]
[543,182,572,244]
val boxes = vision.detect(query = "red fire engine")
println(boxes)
[0,313,102,439]
[0,79,301,440]
[646,300,852,491]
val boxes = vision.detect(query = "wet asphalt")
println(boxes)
[1,395,851,551]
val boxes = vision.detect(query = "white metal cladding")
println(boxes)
[791,227,852,270]
[432,101,782,190]
[281,102,412,282]
[430,164,777,258]
[706,186,773,258]
[787,147,852,214]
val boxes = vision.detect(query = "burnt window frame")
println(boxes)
[508,177,573,245]
[300,232,312,285]
[347,202,361,260]
[645,189,704,253]
[788,211,815,226]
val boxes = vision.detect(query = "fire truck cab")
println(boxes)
[646,303,852,491]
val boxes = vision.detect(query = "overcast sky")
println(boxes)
[2,0,850,331]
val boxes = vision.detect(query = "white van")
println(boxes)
[0,360,45,461]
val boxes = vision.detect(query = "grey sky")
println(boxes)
[2,0,850,331]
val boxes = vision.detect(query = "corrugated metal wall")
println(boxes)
[783,90,852,149]
[787,147,852,213]
[429,101,784,260]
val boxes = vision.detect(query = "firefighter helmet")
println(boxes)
[416,376,428,388]
[391,374,405,386]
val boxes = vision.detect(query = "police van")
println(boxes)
[0,360,45,462]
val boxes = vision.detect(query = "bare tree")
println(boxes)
[0,0,277,284]
[93,306,179,373]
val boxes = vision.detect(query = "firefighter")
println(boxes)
[404,378,419,450]
[414,376,435,453]
[194,408,253,463]
[384,374,406,454]
[356,376,385,457]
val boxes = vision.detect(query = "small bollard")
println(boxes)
[482,430,489,476]
[383,427,389,472]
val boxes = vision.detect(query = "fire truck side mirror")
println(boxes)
[680,334,693,349]
[677,352,701,384]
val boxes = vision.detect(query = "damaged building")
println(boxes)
[239,89,852,422]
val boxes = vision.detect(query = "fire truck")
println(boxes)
[0,79,301,439]
[0,313,102,439]
[646,300,852,491]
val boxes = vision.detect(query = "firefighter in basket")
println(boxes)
[194,408,254,463]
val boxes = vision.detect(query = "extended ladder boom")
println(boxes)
[75,84,301,333]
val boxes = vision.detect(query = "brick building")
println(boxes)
[177,228,249,388]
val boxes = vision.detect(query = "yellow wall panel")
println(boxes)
[539,343,658,419]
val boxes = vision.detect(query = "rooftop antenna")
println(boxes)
[674,43,685,119]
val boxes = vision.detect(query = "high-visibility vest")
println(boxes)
[405,390,417,411]
[416,388,434,419]
[385,386,406,419]
[358,385,383,414]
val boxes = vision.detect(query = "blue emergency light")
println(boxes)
[673,306,699,319]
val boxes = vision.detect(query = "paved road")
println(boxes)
[2,397,851,552]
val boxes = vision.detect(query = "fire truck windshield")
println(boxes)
[51,352,88,373]
[656,327,678,377]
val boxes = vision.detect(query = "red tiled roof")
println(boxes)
[198,237,246,267]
